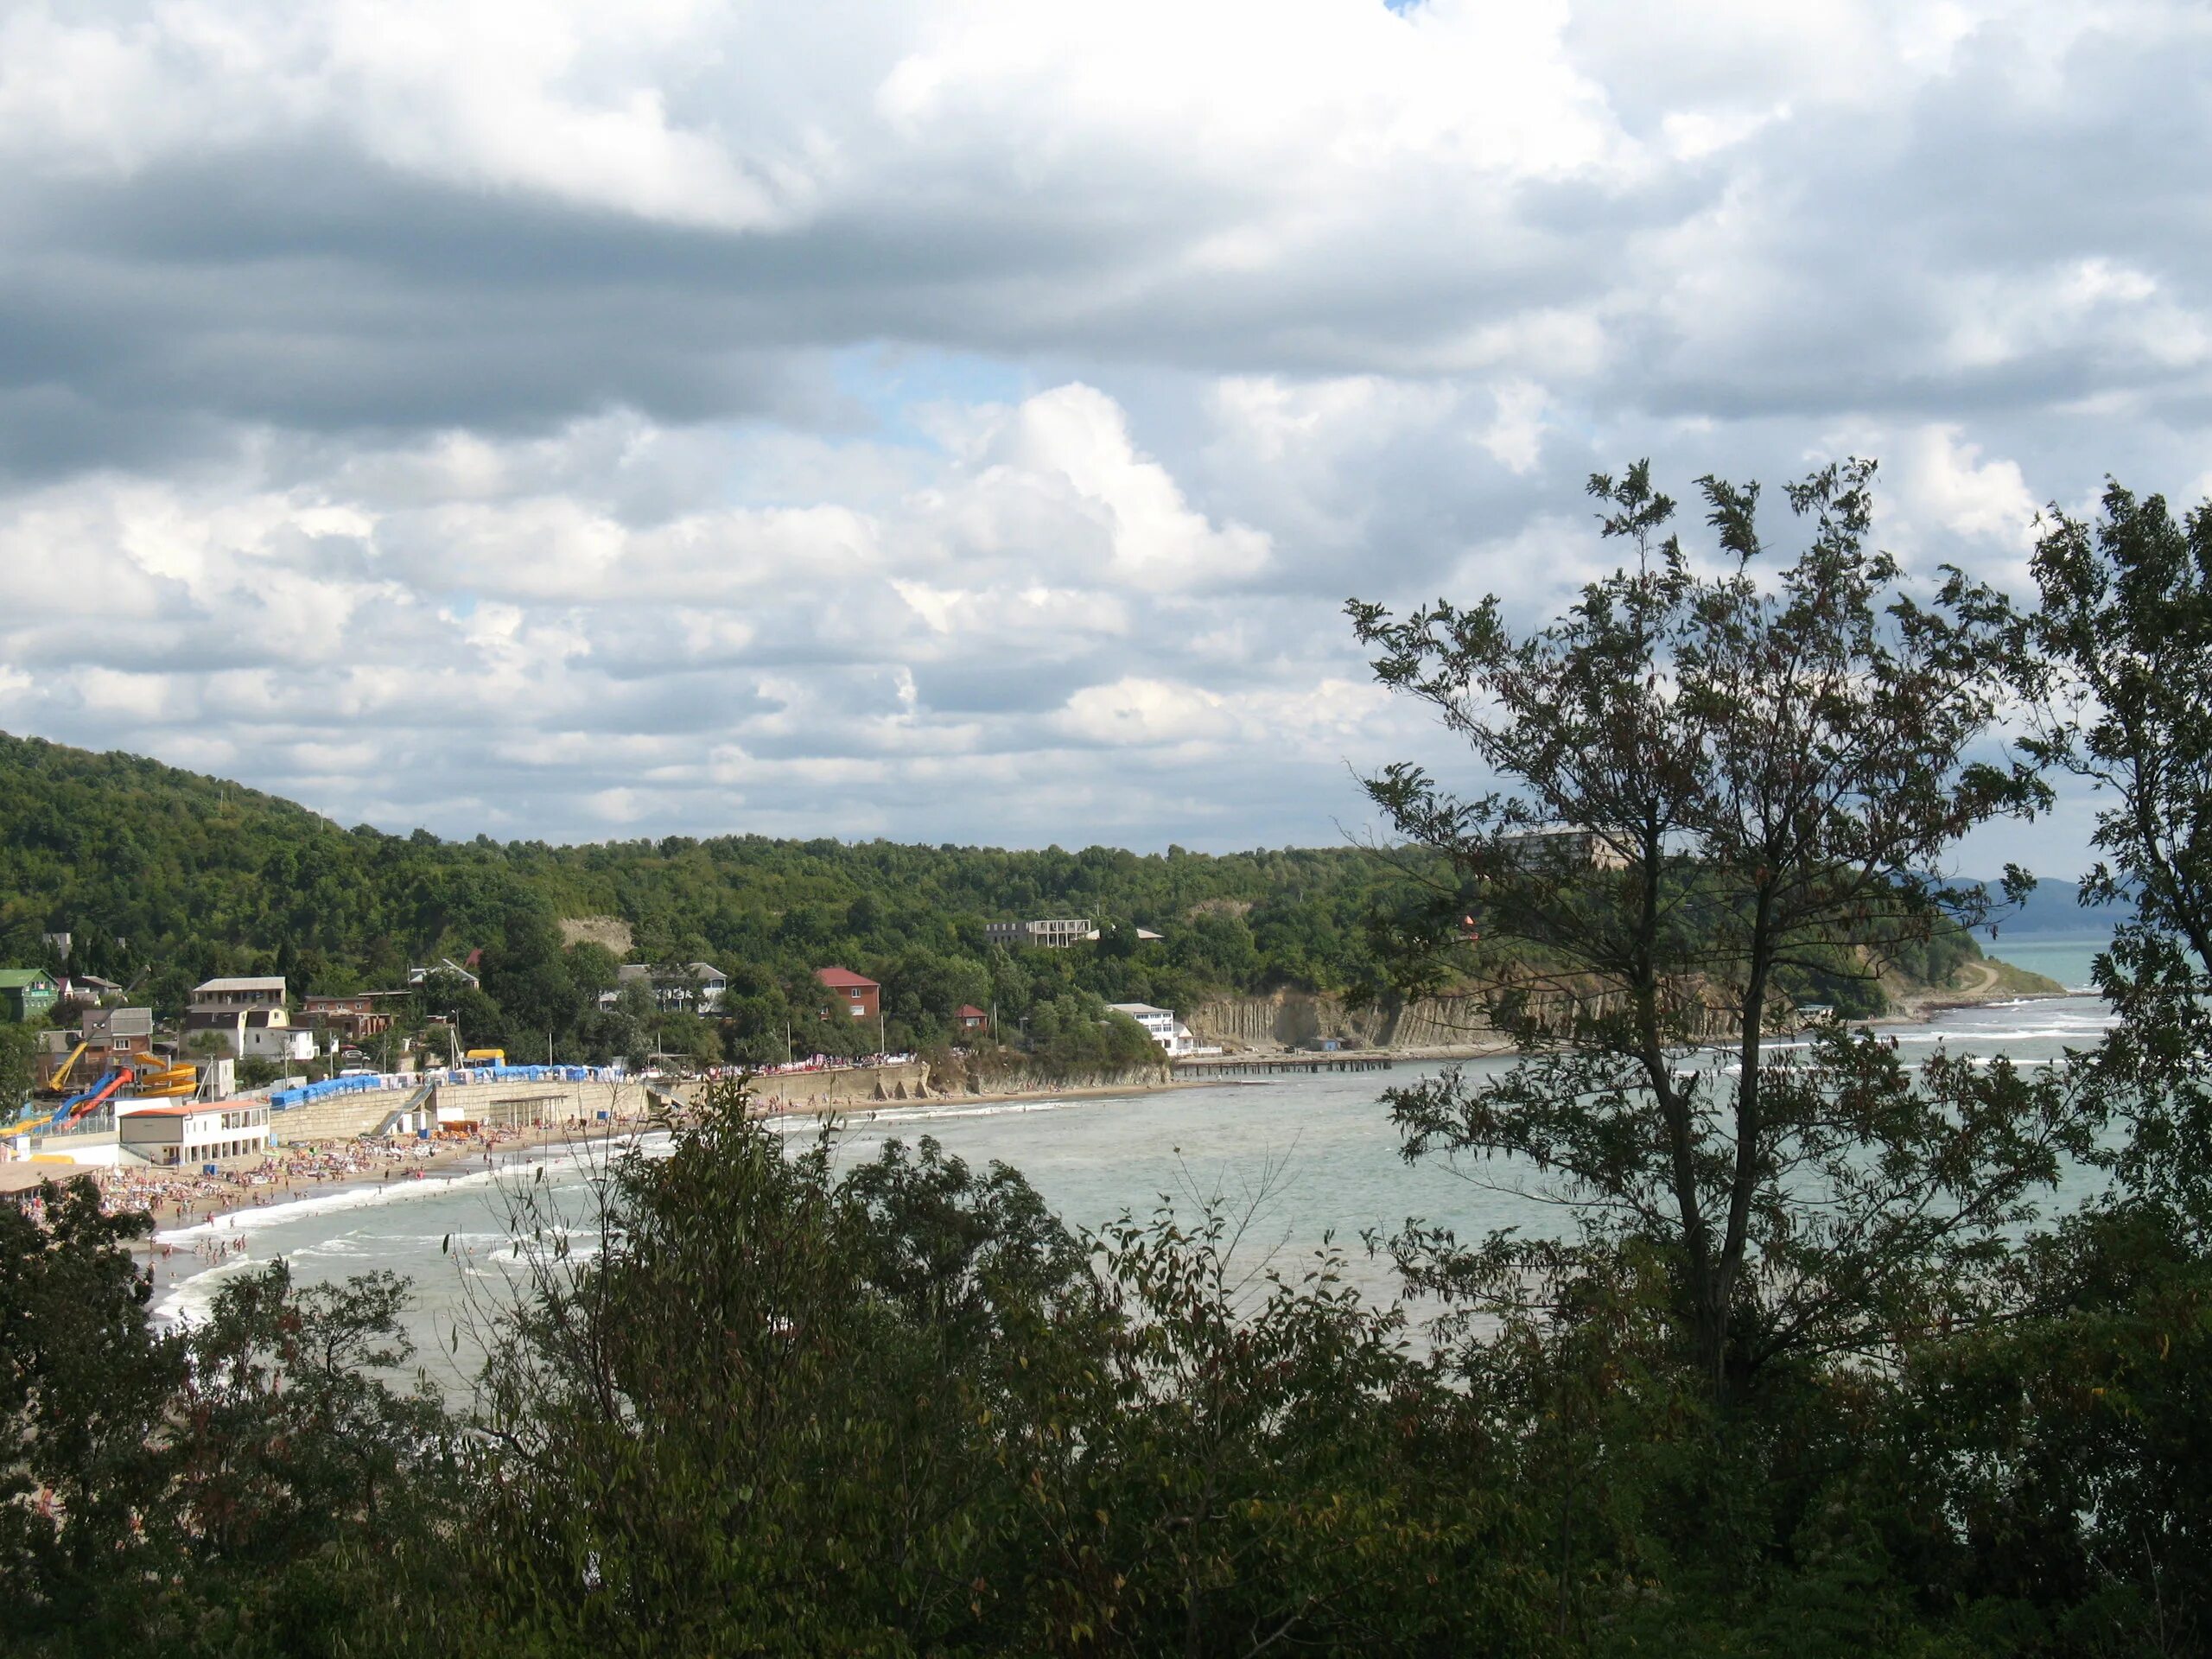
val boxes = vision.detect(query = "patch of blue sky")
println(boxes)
[830,343,1032,447]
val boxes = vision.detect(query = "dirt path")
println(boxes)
[1952,959,2003,997]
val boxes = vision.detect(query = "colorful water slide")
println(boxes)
[126,1053,199,1097]
[48,1069,128,1133]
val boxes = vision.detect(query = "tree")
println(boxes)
[2,1179,178,1647]
[1350,459,2069,1399]
[2018,479,2212,1227]
[0,1018,35,1109]
[1925,476,2212,1648]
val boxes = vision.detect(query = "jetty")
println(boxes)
[1173,1053,1395,1077]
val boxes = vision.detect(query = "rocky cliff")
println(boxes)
[1189,990,1491,1052]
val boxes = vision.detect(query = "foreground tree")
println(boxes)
[1350,460,2073,1398]
[2018,479,2212,1226]
[1907,478,2212,1652]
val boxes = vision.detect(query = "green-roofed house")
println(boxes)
[0,969,59,1023]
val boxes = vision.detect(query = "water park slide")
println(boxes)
[48,1068,128,1132]
[127,1052,199,1097]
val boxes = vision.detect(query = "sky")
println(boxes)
[1,0,2204,879]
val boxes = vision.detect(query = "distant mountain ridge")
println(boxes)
[1974,876,2134,939]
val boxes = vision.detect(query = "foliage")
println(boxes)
[2018,480,2212,1227]
[0,1015,35,1107]
[0,731,1989,1080]
[1349,459,2063,1398]
[438,1084,1548,1656]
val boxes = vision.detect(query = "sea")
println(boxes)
[151,935,2114,1389]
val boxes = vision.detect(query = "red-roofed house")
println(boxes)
[814,967,880,1021]
[956,1004,988,1032]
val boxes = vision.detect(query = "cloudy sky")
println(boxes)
[2,1,2204,873]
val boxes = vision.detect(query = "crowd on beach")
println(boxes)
[19,1117,630,1231]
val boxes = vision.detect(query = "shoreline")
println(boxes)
[752,1072,1227,1120]
[22,980,2089,1318]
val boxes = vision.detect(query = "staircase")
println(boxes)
[371,1079,438,1140]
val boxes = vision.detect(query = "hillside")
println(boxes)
[0,733,2046,1067]
[0,732,1398,1064]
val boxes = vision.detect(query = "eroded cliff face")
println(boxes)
[1189,990,1493,1052]
[1190,976,1756,1052]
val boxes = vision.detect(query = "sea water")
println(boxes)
[152,969,2122,1389]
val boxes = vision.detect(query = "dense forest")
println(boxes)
[0,732,1980,1070]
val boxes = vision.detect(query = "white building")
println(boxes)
[1497,828,1630,873]
[407,957,481,988]
[184,976,308,1058]
[184,1001,311,1061]
[598,962,728,1013]
[189,975,288,1014]
[985,918,1099,950]
[118,1100,272,1168]
[1107,1002,1202,1058]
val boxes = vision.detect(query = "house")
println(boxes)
[0,968,60,1022]
[1107,1002,1201,1058]
[189,975,287,1014]
[982,918,1098,950]
[118,1100,271,1169]
[184,977,309,1061]
[1497,828,1630,874]
[82,1005,155,1054]
[57,972,124,1004]
[302,991,410,1042]
[240,1010,314,1063]
[406,957,482,989]
[955,1004,988,1032]
[599,962,728,1014]
[815,967,880,1021]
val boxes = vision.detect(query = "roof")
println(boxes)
[0,968,55,989]
[304,989,411,1003]
[1108,1002,1172,1017]
[621,962,728,984]
[194,976,287,994]
[123,1097,262,1120]
[957,1005,988,1018]
[815,967,879,989]
[88,1007,154,1039]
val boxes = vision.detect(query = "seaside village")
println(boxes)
[0,921,1217,1225]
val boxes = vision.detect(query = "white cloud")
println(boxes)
[0,0,2205,867]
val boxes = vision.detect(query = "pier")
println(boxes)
[1173,1054,1395,1077]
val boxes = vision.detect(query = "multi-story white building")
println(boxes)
[185,976,306,1059]
[1107,1002,1200,1058]
[984,918,1099,950]
[1497,828,1630,873]
[598,962,729,1013]
[119,1100,272,1168]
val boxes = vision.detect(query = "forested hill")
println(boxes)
[0,732,1396,1057]
[0,732,2012,1065]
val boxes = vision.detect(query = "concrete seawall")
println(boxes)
[270,1078,652,1141]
